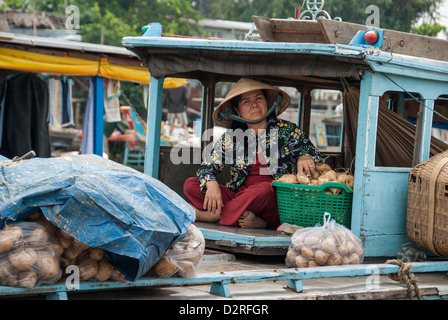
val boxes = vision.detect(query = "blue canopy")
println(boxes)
[0,154,195,281]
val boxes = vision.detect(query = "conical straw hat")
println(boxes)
[212,78,291,128]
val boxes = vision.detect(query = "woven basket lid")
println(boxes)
[212,78,291,128]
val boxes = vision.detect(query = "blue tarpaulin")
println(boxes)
[0,154,195,281]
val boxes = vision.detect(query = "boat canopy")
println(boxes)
[0,32,186,87]
[123,34,448,90]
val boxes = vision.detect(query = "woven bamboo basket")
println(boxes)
[407,150,448,257]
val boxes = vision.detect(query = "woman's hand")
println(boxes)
[297,155,316,178]
[204,181,223,216]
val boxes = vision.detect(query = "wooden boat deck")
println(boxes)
[195,222,291,255]
[2,249,447,301]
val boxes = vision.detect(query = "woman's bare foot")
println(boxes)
[238,211,268,229]
[194,208,220,223]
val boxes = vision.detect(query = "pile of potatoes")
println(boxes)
[0,221,63,289]
[285,219,364,268]
[147,224,205,279]
[0,212,126,289]
[276,162,354,194]
[0,212,206,288]
[27,210,126,283]
[56,227,126,283]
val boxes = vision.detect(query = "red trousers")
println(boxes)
[183,158,280,230]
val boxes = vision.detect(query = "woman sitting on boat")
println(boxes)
[184,78,324,229]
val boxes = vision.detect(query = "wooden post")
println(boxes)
[419,99,435,163]
[299,86,311,134]
[144,75,165,178]
[142,22,164,178]
[200,76,216,152]
[351,71,376,239]
[93,76,104,156]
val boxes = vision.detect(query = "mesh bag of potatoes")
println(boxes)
[0,221,63,289]
[55,227,126,283]
[147,224,205,278]
[285,213,364,268]
[27,210,126,283]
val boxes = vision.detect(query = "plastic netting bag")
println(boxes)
[0,220,63,288]
[51,215,126,283]
[147,224,205,278]
[56,233,126,283]
[285,213,364,268]
[0,211,127,287]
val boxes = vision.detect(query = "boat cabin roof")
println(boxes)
[122,33,448,89]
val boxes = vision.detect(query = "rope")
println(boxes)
[385,259,422,300]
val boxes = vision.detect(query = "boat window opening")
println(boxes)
[428,95,448,145]
[307,89,343,153]
[373,91,448,168]
[325,124,342,147]
[373,91,421,168]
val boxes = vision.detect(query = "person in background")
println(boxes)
[103,115,131,157]
[164,85,190,142]
[183,78,324,230]
[379,92,391,108]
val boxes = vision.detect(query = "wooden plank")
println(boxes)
[315,287,440,300]
[318,19,367,45]
[251,16,276,42]
[316,19,448,62]
[1,261,447,299]
[254,17,448,62]
[93,76,104,156]
[382,29,448,62]
[253,16,326,43]
[144,75,164,178]
[270,20,326,43]
[204,240,289,255]
[195,222,290,243]
[195,222,291,255]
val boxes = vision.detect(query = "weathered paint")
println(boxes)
[420,99,435,163]
[144,75,164,178]
[93,76,104,156]
[122,36,448,82]
[351,69,448,257]
[1,260,447,299]
[199,227,291,248]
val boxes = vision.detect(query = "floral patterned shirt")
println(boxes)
[197,117,324,192]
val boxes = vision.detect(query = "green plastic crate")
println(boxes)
[272,181,353,228]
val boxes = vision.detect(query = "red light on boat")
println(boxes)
[364,30,379,44]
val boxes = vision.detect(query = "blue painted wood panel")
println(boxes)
[358,170,411,257]
[144,75,164,178]
[1,260,447,299]
[352,70,448,257]
[93,76,104,156]
[352,72,412,257]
